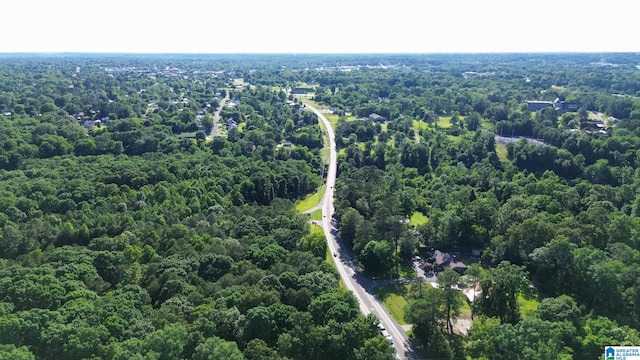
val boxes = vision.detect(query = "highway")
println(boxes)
[304,102,415,359]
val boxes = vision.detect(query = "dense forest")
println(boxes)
[1,53,640,359]
[0,55,394,360]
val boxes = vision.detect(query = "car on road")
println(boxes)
[386,336,394,347]
[333,252,337,257]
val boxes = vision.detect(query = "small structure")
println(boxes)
[368,113,387,122]
[226,118,238,130]
[525,100,554,111]
[177,133,198,139]
[292,87,314,95]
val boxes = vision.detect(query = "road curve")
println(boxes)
[304,103,414,359]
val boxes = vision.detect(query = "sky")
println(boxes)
[2,0,638,53]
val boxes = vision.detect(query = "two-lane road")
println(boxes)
[209,93,229,139]
[305,103,414,359]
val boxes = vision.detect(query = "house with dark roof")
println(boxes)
[292,87,314,95]
[427,249,468,274]
[526,100,554,111]
[368,113,387,122]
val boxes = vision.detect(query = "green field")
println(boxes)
[495,144,508,163]
[409,212,429,226]
[295,184,326,213]
[518,292,540,318]
[375,283,473,327]
[374,284,410,324]
[411,115,462,130]
[436,116,455,128]
[412,119,429,131]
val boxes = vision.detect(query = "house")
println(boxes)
[177,133,198,139]
[525,100,554,111]
[525,98,580,114]
[427,249,468,274]
[422,262,434,271]
[368,113,387,122]
[292,87,314,95]
[226,118,238,130]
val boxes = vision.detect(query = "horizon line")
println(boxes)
[1,51,640,55]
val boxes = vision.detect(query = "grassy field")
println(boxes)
[325,113,341,128]
[412,115,465,129]
[518,292,540,318]
[458,292,473,316]
[295,184,326,213]
[375,284,472,325]
[374,284,410,324]
[412,119,429,132]
[308,209,322,221]
[409,212,429,227]
[447,135,461,143]
[495,144,509,163]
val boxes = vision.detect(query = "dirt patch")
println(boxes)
[453,316,473,336]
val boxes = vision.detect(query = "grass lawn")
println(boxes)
[412,117,457,130]
[436,116,454,128]
[374,284,474,330]
[308,209,322,221]
[518,292,540,318]
[409,212,428,227]
[458,292,472,316]
[447,135,461,143]
[495,144,509,163]
[311,223,324,235]
[320,147,329,164]
[295,184,326,213]
[412,119,429,132]
[374,284,410,325]
[325,113,341,128]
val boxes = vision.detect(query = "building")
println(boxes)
[526,100,554,111]
[426,249,468,274]
[525,98,581,114]
[291,87,314,95]
[368,113,387,122]
[553,97,580,114]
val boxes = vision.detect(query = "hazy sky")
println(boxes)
[2,0,638,53]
